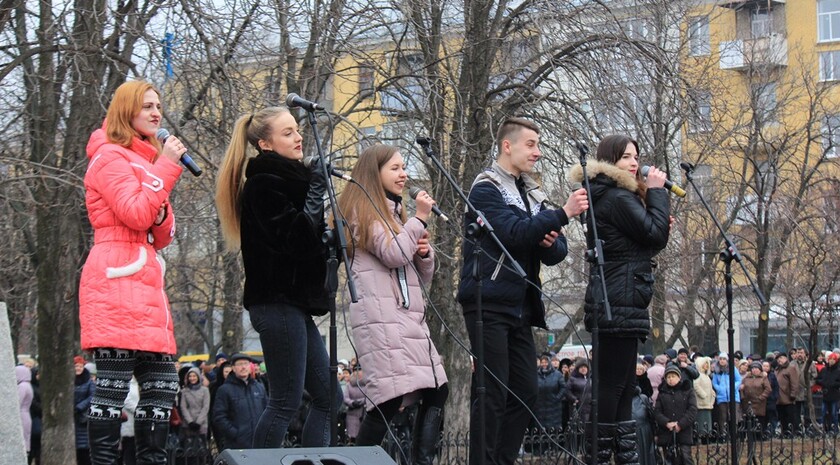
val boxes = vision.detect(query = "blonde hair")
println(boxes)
[105,80,163,153]
[336,144,405,255]
[215,107,291,251]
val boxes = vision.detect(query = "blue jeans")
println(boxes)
[249,303,340,448]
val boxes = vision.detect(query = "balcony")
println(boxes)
[719,34,788,71]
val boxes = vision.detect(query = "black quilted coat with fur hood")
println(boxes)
[569,160,670,340]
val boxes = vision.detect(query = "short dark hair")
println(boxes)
[496,117,540,154]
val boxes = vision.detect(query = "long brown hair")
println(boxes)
[105,80,162,153]
[595,134,646,198]
[215,106,291,251]
[337,144,406,255]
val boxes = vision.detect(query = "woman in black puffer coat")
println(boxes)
[535,354,567,430]
[570,135,670,465]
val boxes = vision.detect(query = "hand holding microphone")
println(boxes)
[409,187,449,223]
[640,165,686,197]
[156,128,202,176]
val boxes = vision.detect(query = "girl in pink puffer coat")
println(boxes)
[337,144,448,465]
[79,80,186,465]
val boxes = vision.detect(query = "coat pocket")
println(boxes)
[633,272,655,308]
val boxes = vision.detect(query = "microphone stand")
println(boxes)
[574,142,611,465]
[681,162,767,465]
[415,137,525,465]
[302,109,359,446]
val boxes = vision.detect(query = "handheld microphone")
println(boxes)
[570,183,587,233]
[302,156,353,182]
[156,128,202,177]
[286,93,324,112]
[640,165,686,198]
[408,186,450,222]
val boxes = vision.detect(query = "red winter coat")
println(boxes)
[79,127,182,354]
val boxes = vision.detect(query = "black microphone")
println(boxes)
[286,93,324,112]
[156,128,202,177]
[408,186,449,222]
[680,162,695,172]
[302,156,353,182]
[640,165,686,198]
[415,136,432,146]
[570,183,587,233]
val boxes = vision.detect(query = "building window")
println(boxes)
[752,82,777,123]
[820,0,840,42]
[688,89,712,133]
[357,126,377,155]
[820,50,840,81]
[689,16,710,56]
[622,18,651,40]
[824,114,840,158]
[359,64,375,99]
[751,8,772,38]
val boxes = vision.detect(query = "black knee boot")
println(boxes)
[135,421,169,465]
[412,406,442,465]
[583,423,615,465]
[615,420,639,465]
[88,419,122,465]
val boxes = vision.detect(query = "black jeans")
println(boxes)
[249,303,342,448]
[465,311,537,465]
[595,336,638,423]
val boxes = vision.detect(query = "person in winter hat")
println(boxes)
[654,364,697,465]
[740,361,771,433]
[180,367,210,436]
[816,352,840,432]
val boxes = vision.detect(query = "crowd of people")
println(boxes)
[530,345,840,465]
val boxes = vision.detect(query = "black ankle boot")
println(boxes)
[615,420,639,465]
[134,421,169,465]
[583,423,615,465]
[412,406,442,465]
[355,415,390,446]
[88,419,122,465]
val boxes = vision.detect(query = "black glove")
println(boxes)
[303,156,328,228]
[189,421,200,431]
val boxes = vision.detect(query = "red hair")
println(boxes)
[105,80,162,152]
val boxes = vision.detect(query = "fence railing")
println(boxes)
[172,419,840,465]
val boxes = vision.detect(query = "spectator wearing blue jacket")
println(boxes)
[212,353,268,449]
[712,352,741,431]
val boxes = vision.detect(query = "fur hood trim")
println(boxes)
[568,159,639,194]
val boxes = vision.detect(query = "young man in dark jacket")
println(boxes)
[212,353,268,449]
[457,117,588,465]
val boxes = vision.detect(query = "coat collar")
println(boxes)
[568,159,639,194]
[245,151,309,182]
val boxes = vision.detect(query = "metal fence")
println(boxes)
[169,421,840,465]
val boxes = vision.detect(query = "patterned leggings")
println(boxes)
[87,348,179,423]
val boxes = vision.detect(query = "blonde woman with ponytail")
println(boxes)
[215,107,339,449]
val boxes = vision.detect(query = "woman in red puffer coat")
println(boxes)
[79,80,186,465]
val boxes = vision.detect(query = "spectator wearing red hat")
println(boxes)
[816,352,840,433]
